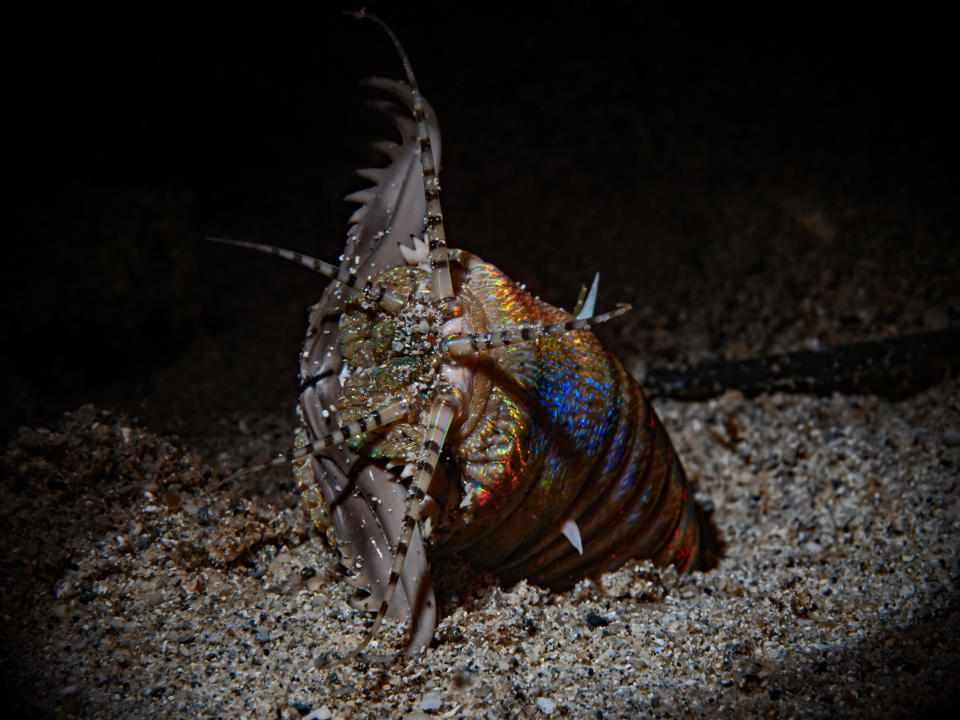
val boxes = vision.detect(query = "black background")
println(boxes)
[5,2,957,449]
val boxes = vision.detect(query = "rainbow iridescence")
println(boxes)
[429,255,701,589]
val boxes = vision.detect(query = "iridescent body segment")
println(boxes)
[426,255,700,589]
[226,12,703,659]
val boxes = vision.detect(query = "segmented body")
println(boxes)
[231,14,702,658]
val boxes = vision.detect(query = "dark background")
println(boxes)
[2,6,959,718]
[5,2,957,452]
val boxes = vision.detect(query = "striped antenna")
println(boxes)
[444,304,632,357]
[219,398,408,483]
[207,236,404,313]
[333,395,458,663]
[350,10,454,301]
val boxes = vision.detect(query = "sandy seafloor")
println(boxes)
[3,6,959,719]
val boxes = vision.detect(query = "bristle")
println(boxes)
[220,398,408,483]
[333,395,457,662]
[344,188,376,205]
[575,273,600,320]
[444,304,632,357]
[351,10,453,301]
[207,236,404,312]
[355,167,389,184]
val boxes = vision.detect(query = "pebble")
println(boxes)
[586,612,611,628]
[537,697,557,715]
[421,693,442,712]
